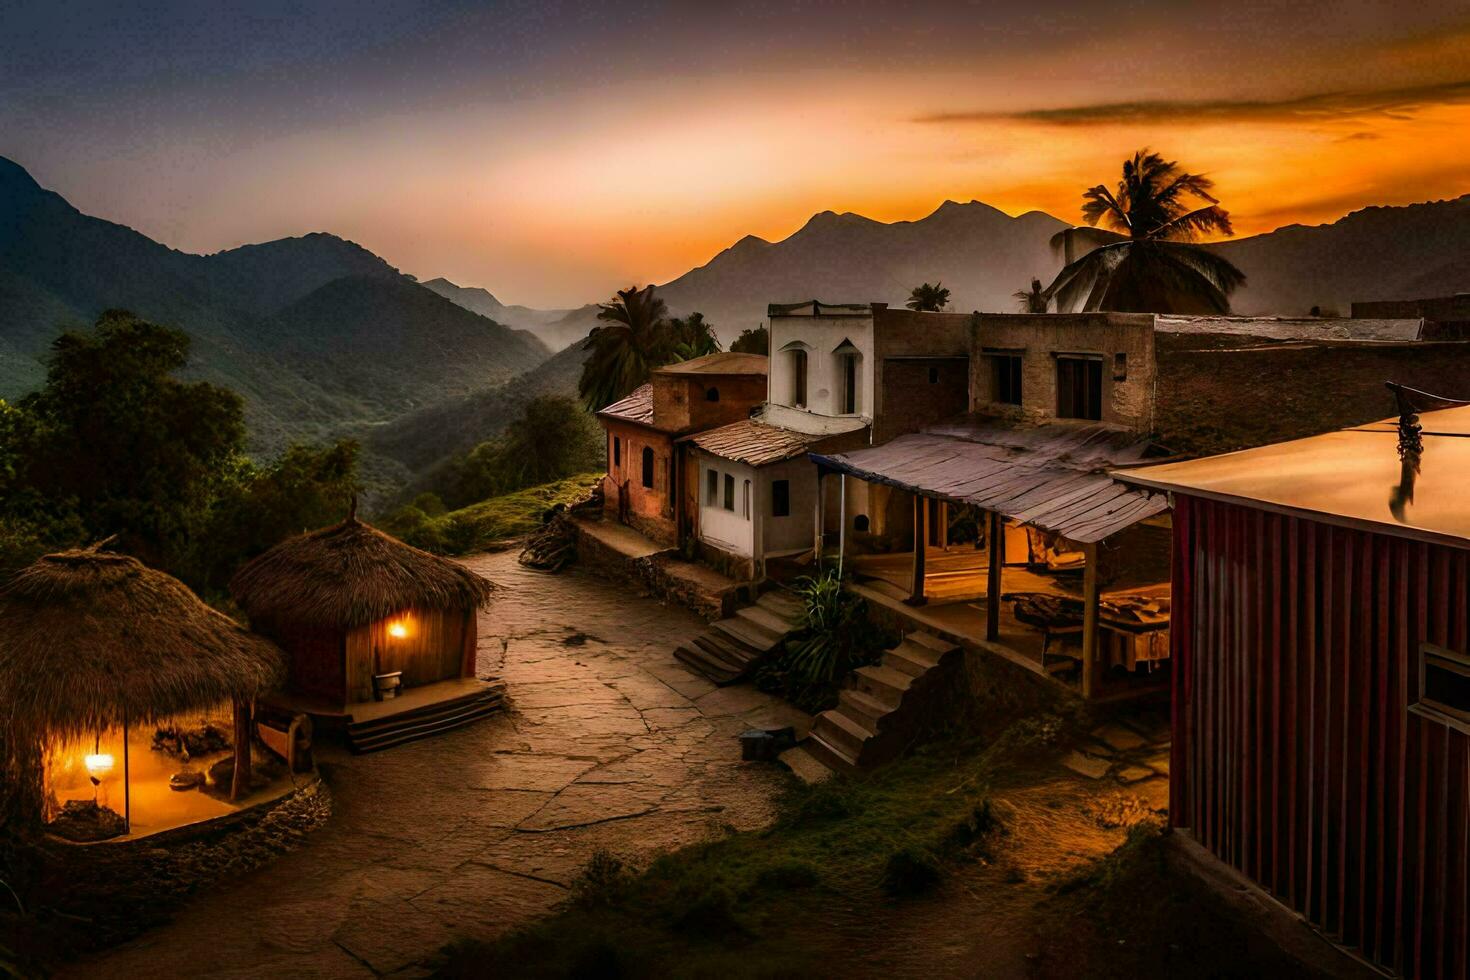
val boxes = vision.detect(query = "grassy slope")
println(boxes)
[407,473,601,553]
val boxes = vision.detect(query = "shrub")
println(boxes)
[753,859,820,891]
[671,881,741,935]
[944,799,1000,854]
[881,844,943,897]
[754,570,893,713]
[570,849,631,909]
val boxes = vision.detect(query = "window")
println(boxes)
[706,468,718,506]
[843,355,858,413]
[743,480,752,520]
[990,354,1023,406]
[853,514,870,532]
[1056,355,1103,420]
[723,473,735,511]
[705,386,720,402]
[928,366,940,384]
[772,479,790,517]
[641,447,655,488]
[613,436,620,467]
[792,349,808,407]
[1113,352,1128,382]
[1417,644,1470,728]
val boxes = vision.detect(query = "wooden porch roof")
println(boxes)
[812,420,1169,543]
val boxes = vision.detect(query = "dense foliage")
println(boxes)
[906,281,951,312]
[578,285,725,410]
[729,324,769,355]
[0,311,358,594]
[1045,149,1247,314]
[755,570,892,713]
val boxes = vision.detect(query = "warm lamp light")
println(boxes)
[388,621,408,639]
[84,753,115,780]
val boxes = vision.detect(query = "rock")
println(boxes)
[1116,766,1156,784]
[1092,723,1148,752]
[1061,750,1112,780]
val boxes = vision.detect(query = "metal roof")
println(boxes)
[652,352,768,376]
[1117,404,1470,549]
[685,418,834,468]
[812,420,1169,544]
[596,383,654,426]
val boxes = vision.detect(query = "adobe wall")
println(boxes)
[651,372,768,433]
[968,313,1156,431]
[871,308,971,444]
[600,420,677,546]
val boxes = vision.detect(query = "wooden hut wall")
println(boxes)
[1171,494,1470,977]
[344,607,469,702]
[276,622,347,705]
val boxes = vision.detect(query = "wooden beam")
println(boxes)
[987,511,1003,641]
[813,469,826,565]
[1081,541,1100,699]
[231,699,251,802]
[907,493,927,606]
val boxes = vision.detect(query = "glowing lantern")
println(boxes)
[84,752,115,780]
[388,620,408,639]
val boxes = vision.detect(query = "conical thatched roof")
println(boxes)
[0,550,285,740]
[229,517,494,630]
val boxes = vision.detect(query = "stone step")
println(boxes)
[813,709,875,759]
[347,687,502,738]
[674,643,744,685]
[906,630,960,656]
[885,640,943,678]
[852,664,913,705]
[756,590,804,622]
[693,631,757,670]
[735,603,795,636]
[713,614,784,653]
[803,731,860,774]
[777,744,833,784]
[839,687,895,730]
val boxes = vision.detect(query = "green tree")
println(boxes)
[578,285,674,411]
[669,312,721,361]
[906,282,951,312]
[1013,278,1048,313]
[8,310,245,570]
[729,325,769,355]
[438,396,603,509]
[1045,149,1246,314]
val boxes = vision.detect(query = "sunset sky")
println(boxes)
[4,0,1470,307]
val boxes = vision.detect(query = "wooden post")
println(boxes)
[940,501,950,551]
[813,469,826,565]
[986,511,1003,641]
[1081,542,1100,699]
[907,493,927,605]
[231,698,251,802]
[122,713,131,833]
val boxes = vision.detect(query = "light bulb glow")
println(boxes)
[388,621,408,638]
[84,753,115,779]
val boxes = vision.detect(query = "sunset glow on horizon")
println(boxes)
[4,1,1469,307]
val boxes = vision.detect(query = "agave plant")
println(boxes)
[1044,149,1246,315]
[785,569,869,685]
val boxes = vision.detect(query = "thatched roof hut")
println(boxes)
[230,516,494,630]
[0,549,286,829]
[229,516,495,716]
[0,550,283,740]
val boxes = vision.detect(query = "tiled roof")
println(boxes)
[653,352,768,376]
[596,384,654,426]
[686,418,832,467]
[813,420,1168,544]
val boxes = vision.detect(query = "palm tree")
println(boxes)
[578,285,673,411]
[1044,149,1246,314]
[1013,278,1048,313]
[669,312,721,362]
[906,282,951,312]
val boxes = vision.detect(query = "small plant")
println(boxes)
[755,571,892,712]
[670,881,741,935]
[945,799,1002,858]
[881,844,943,897]
[570,849,631,909]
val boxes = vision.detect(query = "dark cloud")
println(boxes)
[917,79,1470,127]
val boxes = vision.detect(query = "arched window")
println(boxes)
[833,339,862,414]
[854,514,870,533]
[705,386,720,402]
[641,447,654,488]
[792,349,807,407]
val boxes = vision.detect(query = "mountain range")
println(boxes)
[4,151,1469,501]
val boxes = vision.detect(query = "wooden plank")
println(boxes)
[908,494,927,606]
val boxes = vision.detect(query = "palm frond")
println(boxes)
[1151,204,1235,241]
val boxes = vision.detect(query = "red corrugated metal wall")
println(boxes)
[1171,494,1470,978]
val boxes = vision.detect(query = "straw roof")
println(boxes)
[0,550,285,740]
[230,516,494,630]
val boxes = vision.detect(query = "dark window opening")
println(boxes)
[928,366,939,384]
[772,479,790,517]
[1420,644,1470,725]
[1056,356,1103,420]
[991,354,1023,405]
[723,473,735,511]
[1113,352,1128,382]
[743,480,751,520]
[843,355,858,413]
[705,386,720,402]
[853,514,870,533]
[613,436,620,467]
[705,468,718,505]
[792,349,808,407]
[641,447,655,488]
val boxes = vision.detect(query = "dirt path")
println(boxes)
[77,551,808,978]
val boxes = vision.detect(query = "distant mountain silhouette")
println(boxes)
[0,156,549,461]
[419,277,581,349]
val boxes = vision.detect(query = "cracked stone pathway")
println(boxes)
[80,550,810,978]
